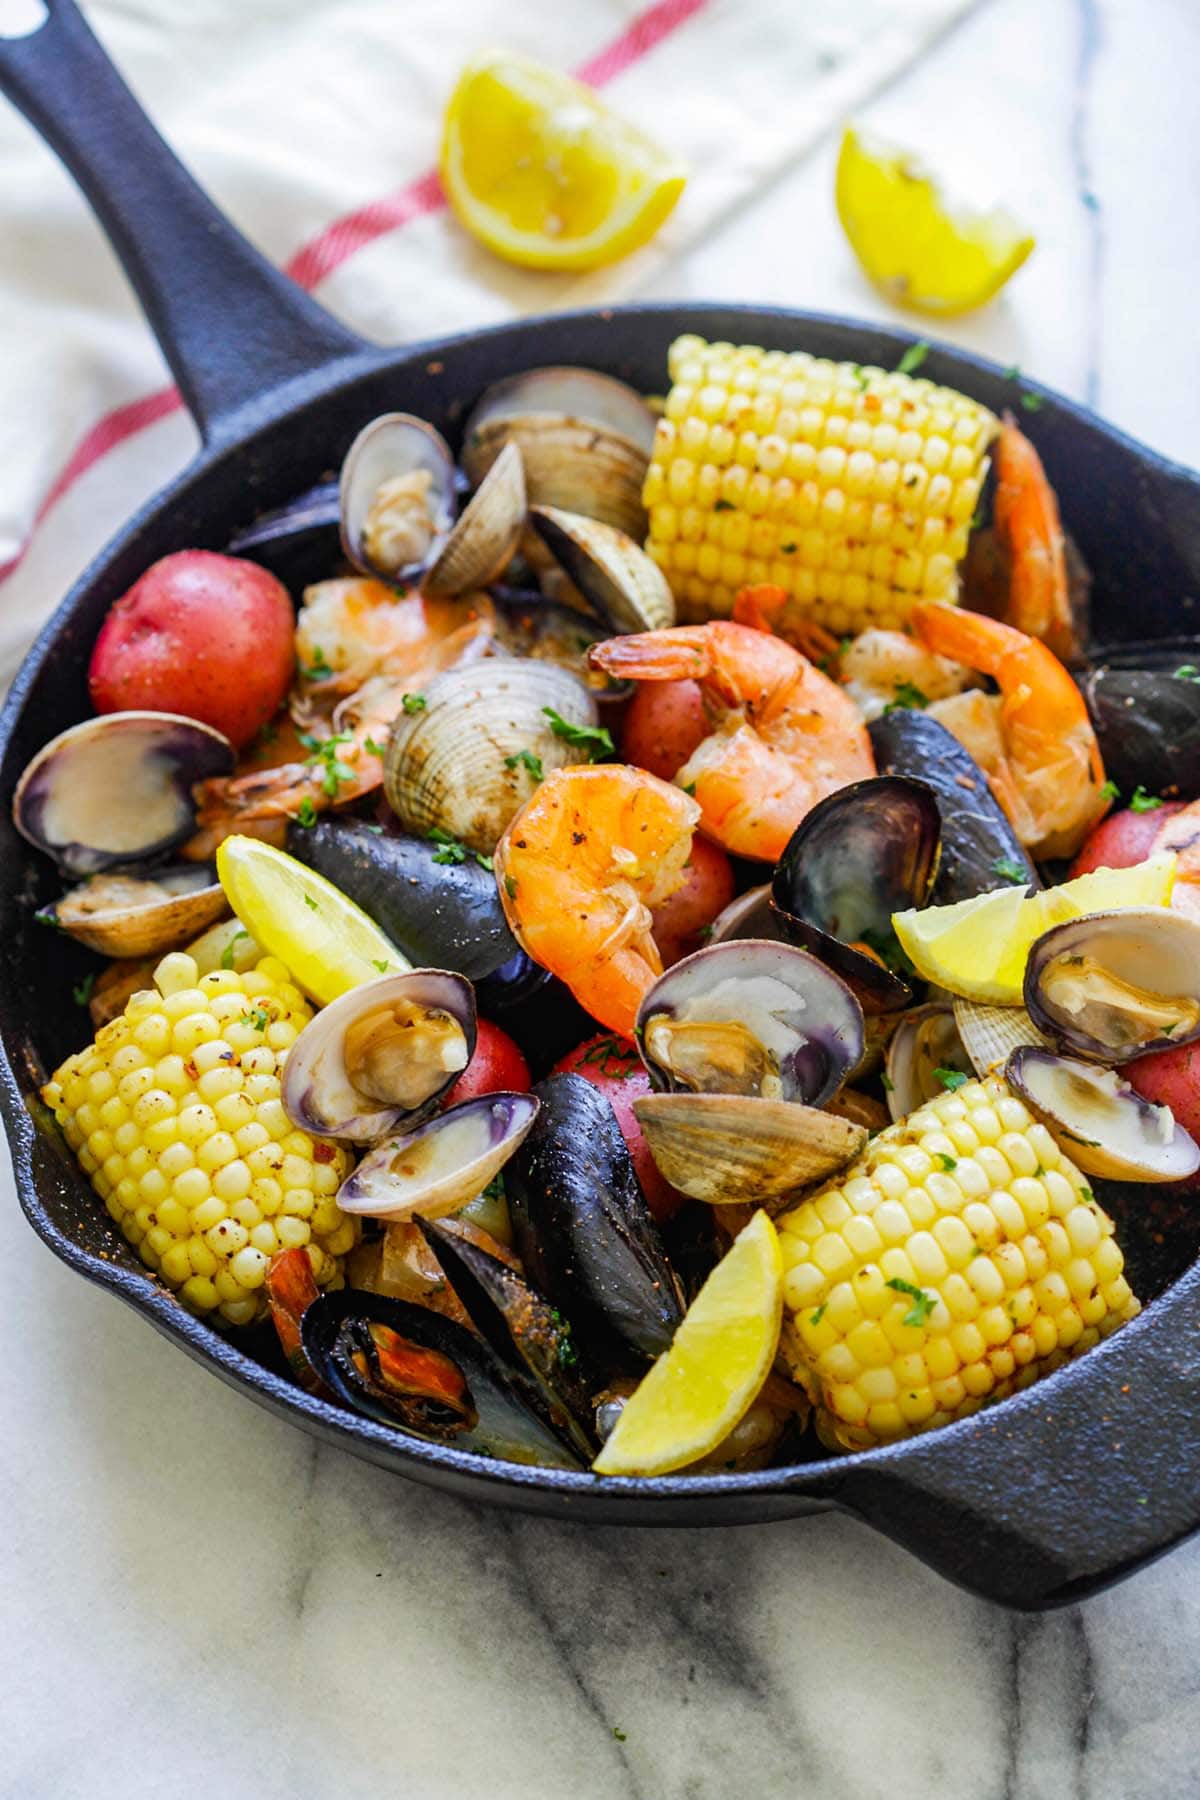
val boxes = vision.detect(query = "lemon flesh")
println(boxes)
[215,836,409,1006]
[594,1209,784,1476]
[836,124,1035,316]
[892,854,1177,1005]
[441,50,686,271]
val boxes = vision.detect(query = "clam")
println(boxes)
[461,366,656,543]
[336,1092,540,1222]
[299,1289,584,1468]
[282,970,476,1143]
[505,1074,685,1366]
[490,588,634,713]
[771,776,941,1011]
[528,506,676,633]
[382,657,598,854]
[13,711,234,876]
[632,1092,865,1205]
[883,1002,973,1121]
[424,443,526,597]
[1005,1047,1200,1184]
[39,863,228,958]
[954,998,1047,1077]
[1024,908,1200,1063]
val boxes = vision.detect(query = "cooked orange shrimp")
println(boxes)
[914,602,1108,860]
[294,579,496,701]
[589,622,874,861]
[494,765,699,1038]
[838,627,975,722]
[992,417,1077,661]
[732,584,842,667]
[1150,804,1200,919]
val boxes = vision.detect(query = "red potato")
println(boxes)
[444,1017,531,1104]
[1068,802,1184,878]
[88,551,296,750]
[550,1034,683,1222]
[620,677,707,781]
[1126,1043,1200,1181]
[649,833,736,966]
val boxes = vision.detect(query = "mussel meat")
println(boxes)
[1024,908,1200,1063]
[1083,662,1200,801]
[336,1092,539,1220]
[1005,1046,1200,1184]
[528,506,676,634]
[39,863,228,958]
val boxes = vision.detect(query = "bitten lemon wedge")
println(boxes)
[593,1209,784,1476]
[441,50,687,271]
[892,854,1176,1004]
[216,836,409,1005]
[836,123,1035,315]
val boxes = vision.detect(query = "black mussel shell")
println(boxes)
[771,776,940,1010]
[299,1289,583,1469]
[1083,663,1200,800]
[506,1074,686,1367]
[286,816,518,980]
[868,712,1039,901]
[418,1220,597,1460]
[225,480,341,590]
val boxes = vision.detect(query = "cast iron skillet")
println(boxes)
[4,0,1200,1613]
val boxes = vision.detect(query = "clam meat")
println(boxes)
[1005,1046,1200,1184]
[336,1092,540,1222]
[1024,908,1200,1063]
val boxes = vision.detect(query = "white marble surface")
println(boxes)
[5,1,1200,1796]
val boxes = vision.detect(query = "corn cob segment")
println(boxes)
[777,1075,1139,1451]
[644,334,998,635]
[42,950,357,1327]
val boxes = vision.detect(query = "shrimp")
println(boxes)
[838,627,976,722]
[588,622,874,861]
[913,602,1108,860]
[294,579,496,703]
[992,417,1078,661]
[732,584,842,667]
[1150,804,1200,919]
[494,765,700,1039]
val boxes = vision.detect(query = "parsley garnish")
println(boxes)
[713,498,735,513]
[241,1007,270,1032]
[401,692,427,714]
[896,340,930,377]
[883,680,928,714]
[682,781,698,797]
[781,541,797,554]
[880,1073,894,1093]
[363,736,386,757]
[504,875,518,900]
[72,972,96,1007]
[220,930,251,970]
[935,1067,968,1092]
[1019,392,1046,413]
[1130,785,1162,812]
[364,823,384,835]
[1079,1187,1096,1203]
[992,856,1028,885]
[475,852,494,872]
[300,730,356,799]
[1099,779,1120,803]
[810,1302,828,1325]
[613,1728,628,1743]
[295,797,318,827]
[543,708,615,760]
[885,1277,936,1327]
[505,748,544,781]
[303,645,333,680]
[1174,664,1200,682]
[371,959,390,974]
[428,826,468,865]
[1003,364,1022,382]
[303,894,319,912]
[936,1152,957,1171]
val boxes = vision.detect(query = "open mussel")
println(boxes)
[528,506,676,634]
[282,970,476,1142]
[1005,1047,1200,1184]
[771,777,941,1010]
[1083,661,1200,800]
[14,711,234,876]
[299,1289,583,1468]
[39,863,227,958]
[868,710,1039,901]
[337,1092,539,1220]
[1024,908,1200,1063]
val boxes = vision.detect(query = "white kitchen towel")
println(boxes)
[0,0,977,686]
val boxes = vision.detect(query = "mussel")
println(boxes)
[771,777,941,1010]
[528,506,676,634]
[1083,661,1200,800]
[299,1289,583,1468]
[337,1092,539,1221]
[1005,1046,1200,1184]
[282,970,476,1142]
[14,711,234,876]
[38,863,228,958]
[868,711,1039,901]
[1024,908,1200,1063]
[883,1002,973,1121]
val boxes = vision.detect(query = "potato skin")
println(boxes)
[649,833,736,967]
[620,677,707,781]
[1127,1042,1200,1181]
[88,551,296,749]
[444,1018,531,1103]
[1068,802,1184,878]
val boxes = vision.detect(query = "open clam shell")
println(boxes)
[423,441,526,597]
[636,938,864,1110]
[282,970,476,1143]
[40,863,228,958]
[336,1092,540,1223]
[883,1002,973,1122]
[528,505,676,633]
[1005,1046,1200,1184]
[13,711,235,877]
[340,412,457,583]
[633,1092,866,1205]
[1024,908,1200,1063]
[382,657,598,854]
[954,998,1047,1077]
[708,885,780,945]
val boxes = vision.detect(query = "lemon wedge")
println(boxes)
[892,854,1177,1004]
[593,1209,784,1476]
[215,836,409,1005]
[835,123,1035,316]
[441,50,687,271]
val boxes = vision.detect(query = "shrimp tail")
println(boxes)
[588,627,714,683]
[994,416,1076,661]
[911,600,1022,673]
[733,585,841,664]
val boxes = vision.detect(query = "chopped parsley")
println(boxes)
[1003,364,1022,382]
[428,826,468,865]
[504,874,518,900]
[300,730,356,799]
[303,894,320,912]
[992,856,1029,885]
[682,781,698,797]
[1099,778,1121,803]
[72,972,96,1007]
[303,645,333,681]
[1019,392,1046,413]
[896,340,930,377]
[295,797,318,827]
[363,736,386,757]
[1130,785,1163,812]
[613,1728,628,1744]
[880,1072,895,1093]
[579,1035,637,1076]
[363,823,384,835]
[543,708,615,760]
[241,1007,270,1032]
[713,498,735,513]
[810,1302,828,1326]
[882,680,928,714]
[849,363,871,392]
[1174,664,1200,682]
[401,692,427,715]
[371,959,390,974]
[781,541,797,554]
[936,1152,958,1172]
[220,929,251,970]
[935,1067,968,1092]
[475,852,494,873]
[885,1277,936,1327]
[505,748,545,781]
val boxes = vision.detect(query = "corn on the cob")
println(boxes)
[42,950,357,1327]
[644,334,998,635]
[776,1075,1139,1451]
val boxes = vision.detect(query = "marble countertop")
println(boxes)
[5,0,1200,1795]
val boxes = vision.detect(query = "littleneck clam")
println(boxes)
[954,998,1047,1078]
[39,863,227,958]
[1005,1046,1200,1184]
[1024,908,1200,1063]
[771,776,941,1011]
[883,1002,973,1121]
[528,505,676,634]
[282,970,476,1143]
[336,1092,539,1222]
[424,442,526,597]
[633,1092,866,1204]
[382,657,598,854]
[13,711,234,876]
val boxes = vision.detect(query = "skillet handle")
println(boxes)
[0,0,368,440]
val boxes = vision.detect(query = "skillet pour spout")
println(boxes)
[4,0,1200,1613]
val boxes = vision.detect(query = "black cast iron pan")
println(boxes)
[4,0,1200,1613]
